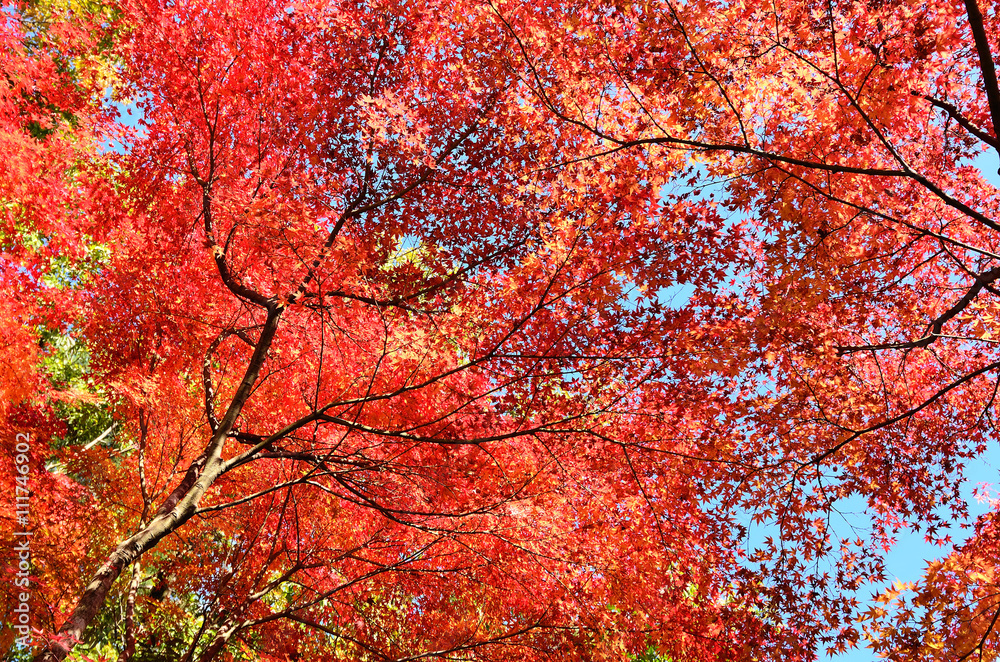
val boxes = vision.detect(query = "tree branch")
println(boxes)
[965,0,1000,151]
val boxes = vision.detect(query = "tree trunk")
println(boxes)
[34,310,281,662]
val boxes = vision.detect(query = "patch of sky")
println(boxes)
[98,88,146,155]
[655,282,696,310]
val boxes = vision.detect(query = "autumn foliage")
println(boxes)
[5,0,1000,660]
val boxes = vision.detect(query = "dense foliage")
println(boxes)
[5,0,1000,660]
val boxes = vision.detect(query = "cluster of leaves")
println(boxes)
[8,0,1000,661]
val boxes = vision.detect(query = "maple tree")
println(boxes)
[7,0,1000,660]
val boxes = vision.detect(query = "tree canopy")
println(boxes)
[4,0,1000,660]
